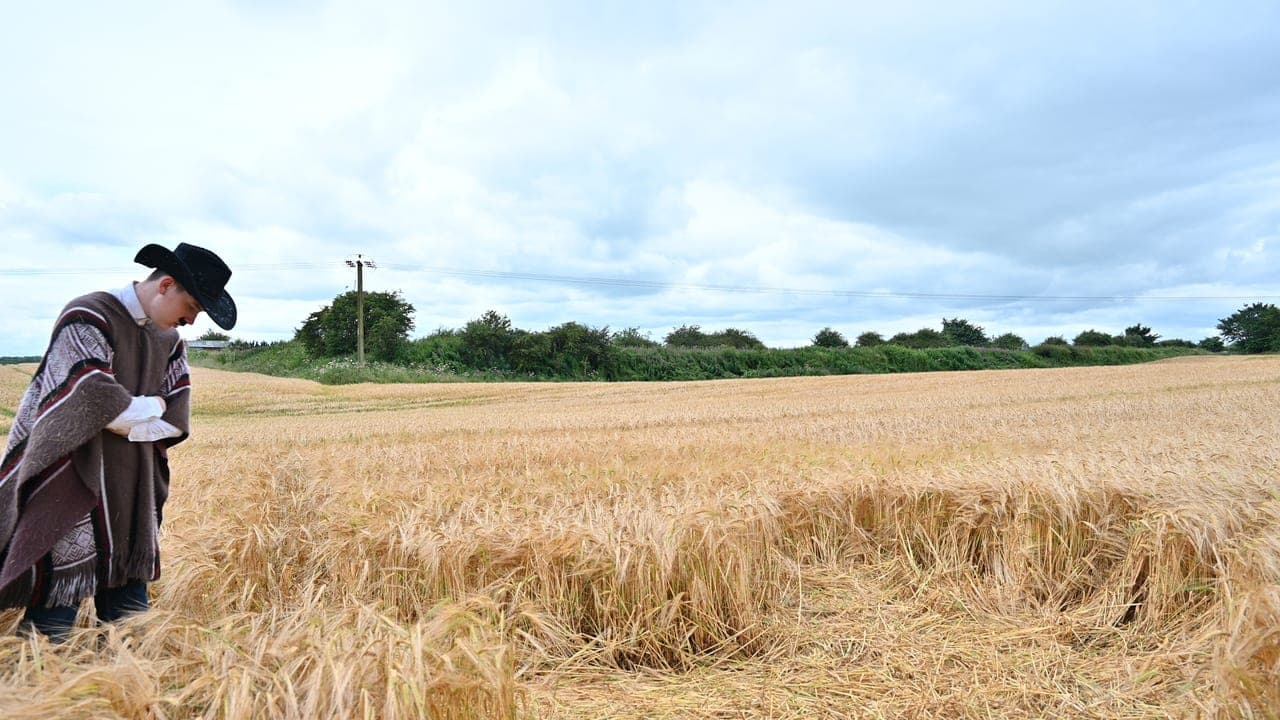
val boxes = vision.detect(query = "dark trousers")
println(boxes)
[19,581,149,642]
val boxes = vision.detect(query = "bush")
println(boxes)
[991,333,1028,351]
[665,325,711,348]
[1033,343,1076,362]
[711,328,766,350]
[812,327,849,348]
[545,322,617,378]
[612,327,659,348]
[1198,336,1226,352]
[889,328,949,349]
[198,338,1200,384]
[1073,329,1115,347]
[460,311,517,370]
[942,318,989,347]
[855,331,885,347]
[401,330,465,372]
[1120,324,1159,347]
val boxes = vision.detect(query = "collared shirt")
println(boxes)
[114,283,150,326]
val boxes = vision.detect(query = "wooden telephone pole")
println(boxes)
[345,255,377,364]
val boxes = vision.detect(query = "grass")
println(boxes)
[0,355,1277,717]
[190,340,1205,384]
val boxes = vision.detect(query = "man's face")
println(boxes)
[154,278,204,329]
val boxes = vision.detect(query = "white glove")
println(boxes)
[127,418,183,442]
[107,396,170,438]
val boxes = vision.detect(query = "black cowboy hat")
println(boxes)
[134,243,237,330]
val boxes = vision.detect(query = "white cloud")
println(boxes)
[2,1,1279,355]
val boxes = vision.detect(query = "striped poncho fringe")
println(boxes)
[0,292,191,609]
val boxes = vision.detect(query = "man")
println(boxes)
[0,243,236,641]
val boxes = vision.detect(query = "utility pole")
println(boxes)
[345,254,377,364]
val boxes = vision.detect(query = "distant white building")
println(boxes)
[188,340,230,352]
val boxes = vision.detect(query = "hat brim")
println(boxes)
[135,244,238,330]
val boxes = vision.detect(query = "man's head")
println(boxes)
[134,243,237,330]
[139,271,205,329]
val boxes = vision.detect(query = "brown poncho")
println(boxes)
[0,291,191,608]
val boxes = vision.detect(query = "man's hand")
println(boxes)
[107,396,168,436]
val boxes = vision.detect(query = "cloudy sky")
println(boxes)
[2,1,1278,355]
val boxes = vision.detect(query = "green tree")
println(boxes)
[812,327,849,348]
[1073,329,1114,347]
[665,325,710,347]
[710,328,766,349]
[889,328,949,349]
[612,327,659,348]
[547,322,616,376]
[509,330,550,374]
[366,315,406,362]
[296,290,415,359]
[991,332,1027,350]
[941,318,989,347]
[1216,303,1280,353]
[1040,335,1069,346]
[1198,336,1225,352]
[404,328,464,369]
[1120,324,1159,347]
[855,331,885,347]
[197,330,231,341]
[460,310,517,369]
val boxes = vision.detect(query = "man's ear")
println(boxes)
[157,276,176,293]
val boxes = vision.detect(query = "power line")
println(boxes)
[0,261,1275,303]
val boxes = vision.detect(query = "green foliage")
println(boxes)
[1119,324,1159,347]
[296,290,415,361]
[399,332,465,373]
[990,332,1028,350]
[197,330,231,341]
[209,304,1214,385]
[855,331,885,347]
[889,328,949,349]
[190,339,465,384]
[812,327,849,348]
[309,359,462,385]
[664,325,709,347]
[1040,335,1069,346]
[542,319,616,376]
[1073,329,1115,347]
[199,336,1201,385]
[1156,338,1196,349]
[1217,302,1280,353]
[508,330,548,374]
[941,318,989,347]
[1032,343,1075,362]
[604,344,1196,381]
[199,339,312,376]
[367,316,404,361]
[1198,336,1226,352]
[664,325,764,349]
[714,328,766,349]
[460,310,517,369]
[612,327,659,348]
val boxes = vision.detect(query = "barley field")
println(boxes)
[0,355,1277,718]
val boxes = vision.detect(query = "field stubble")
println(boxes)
[0,356,1277,718]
